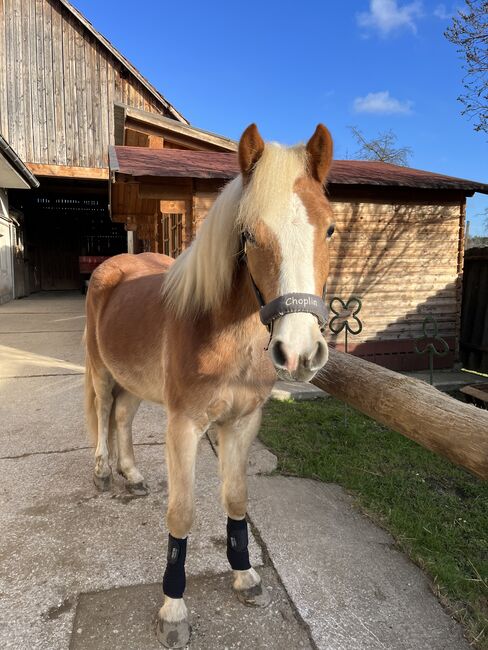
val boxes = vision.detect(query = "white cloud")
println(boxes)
[433,4,455,19]
[357,0,423,36]
[353,91,414,115]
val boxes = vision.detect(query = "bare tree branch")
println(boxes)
[445,0,488,135]
[348,126,413,166]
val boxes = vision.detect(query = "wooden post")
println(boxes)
[312,348,488,480]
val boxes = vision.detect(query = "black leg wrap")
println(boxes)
[227,517,251,571]
[162,534,187,599]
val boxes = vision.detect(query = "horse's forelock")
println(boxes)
[237,143,309,230]
[162,144,310,319]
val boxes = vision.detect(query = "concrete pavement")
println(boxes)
[0,293,471,649]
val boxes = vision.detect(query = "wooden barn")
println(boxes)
[0,0,195,293]
[108,137,488,371]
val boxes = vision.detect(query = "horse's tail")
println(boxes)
[84,282,118,459]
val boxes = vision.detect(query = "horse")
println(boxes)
[84,123,335,648]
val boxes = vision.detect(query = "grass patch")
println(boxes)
[259,397,488,648]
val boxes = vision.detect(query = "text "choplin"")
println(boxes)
[285,296,318,307]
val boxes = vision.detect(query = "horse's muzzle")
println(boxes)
[270,336,328,382]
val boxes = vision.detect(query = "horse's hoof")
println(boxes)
[93,472,112,492]
[156,617,191,648]
[127,480,149,496]
[235,581,271,607]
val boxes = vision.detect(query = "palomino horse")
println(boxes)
[84,123,335,647]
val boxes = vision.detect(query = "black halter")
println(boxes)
[239,233,329,336]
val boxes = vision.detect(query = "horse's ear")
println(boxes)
[238,124,265,178]
[306,124,333,185]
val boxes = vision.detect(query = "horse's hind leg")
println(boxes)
[217,408,271,607]
[114,390,148,495]
[91,368,115,491]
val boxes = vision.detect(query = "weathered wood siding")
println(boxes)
[0,0,173,168]
[193,191,215,232]
[327,198,462,342]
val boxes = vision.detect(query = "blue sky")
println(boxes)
[76,0,488,234]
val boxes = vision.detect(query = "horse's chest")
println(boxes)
[205,386,264,424]
[206,364,275,424]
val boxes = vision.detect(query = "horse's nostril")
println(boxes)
[309,339,328,370]
[270,339,288,368]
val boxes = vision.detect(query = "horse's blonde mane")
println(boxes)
[162,143,308,318]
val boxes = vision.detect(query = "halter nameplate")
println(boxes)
[259,293,329,331]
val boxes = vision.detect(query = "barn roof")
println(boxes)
[0,135,39,190]
[109,146,488,195]
[57,0,187,123]
[110,147,237,179]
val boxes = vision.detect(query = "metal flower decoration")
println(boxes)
[328,296,362,424]
[329,297,363,353]
[414,315,450,385]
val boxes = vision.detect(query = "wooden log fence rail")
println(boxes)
[312,348,488,480]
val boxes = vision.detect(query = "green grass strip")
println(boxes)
[259,397,488,648]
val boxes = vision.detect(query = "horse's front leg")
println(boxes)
[158,412,202,649]
[217,408,271,607]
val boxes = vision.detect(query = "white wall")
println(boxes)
[0,189,14,304]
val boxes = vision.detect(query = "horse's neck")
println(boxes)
[215,264,262,335]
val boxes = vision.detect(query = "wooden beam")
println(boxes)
[124,108,237,151]
[160,200,187,213]
[328,185,467,203]
[460,384,488,405]
[26,163,110,180]
[139,188,192,201]
[124,117,230,151]
[312,348,488,479]
[138,180,192,201]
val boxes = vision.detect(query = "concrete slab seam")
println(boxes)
[205,431,319,650]
[245,515,320,650]
[0,329,86,334]
[2,372,85,379]
[0,441,165,461]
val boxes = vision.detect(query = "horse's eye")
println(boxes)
[326,224,335,238]
[243,230,256,245]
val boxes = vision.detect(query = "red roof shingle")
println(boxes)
[109,146,488,195]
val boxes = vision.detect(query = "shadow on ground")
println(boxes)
[71,568,312,650]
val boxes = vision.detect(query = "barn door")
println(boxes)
[39,209,79,290]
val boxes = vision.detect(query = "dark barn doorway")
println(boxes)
[10,179,127,292]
